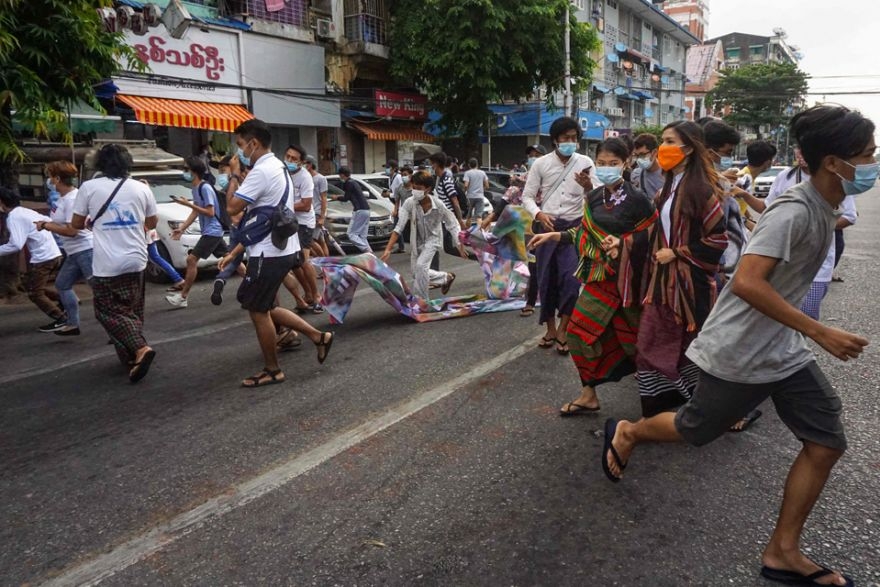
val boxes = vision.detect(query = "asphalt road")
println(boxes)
[2,188,879,587]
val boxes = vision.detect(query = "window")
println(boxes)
[572,0,585,10]
[344,0,387,45]
[726,47,740,62]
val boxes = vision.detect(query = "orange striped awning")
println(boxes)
[349,122,435,142]
[117,95,254,133]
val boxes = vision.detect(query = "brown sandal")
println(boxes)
[241,368,285,388]
[316,332,334,364]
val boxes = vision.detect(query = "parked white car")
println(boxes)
[324,175,395,250]
[753,166,787,198]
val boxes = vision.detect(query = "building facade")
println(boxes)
[658,0,708,41]
[705,31,799,70]
[683,40,724,121]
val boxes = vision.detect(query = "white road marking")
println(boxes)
[40,334,541,587]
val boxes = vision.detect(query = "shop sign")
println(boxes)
[374,90,427,120]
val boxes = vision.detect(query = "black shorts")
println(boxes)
[237,252,303,313]
[298,224,314,249]
[190,235,229,260]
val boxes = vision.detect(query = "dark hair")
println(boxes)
[218,155,233,168]
[401,165,413,174]
[790,104,876,175]
[696,116,721,126]
[596,137,630,161]
[184,156,207,178]
[746,140,778,167]
[428,152,448,167]
[702,120,741,150]
[234,119,272,147]
[468,158,478,169]
[411,170,434,188]
[46,161,78,186]
[94,143,132,179]
[286,144,307,160]
[0,186,20,209]
[304,155,318,169]
[618,133,634,153]
[658,121,720,218]
[633,133,659,151]
[338,166,352,177]
[386,159,398,168]
[549,116,582,142]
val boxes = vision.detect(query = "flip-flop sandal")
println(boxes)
[555,338,570,356]
[559,401,600,417]
[729,409,763,433]
[441,273,456,295]
[316,332,334,364]
[601,418,627,483]
[310,304,325,314]
[276,328,302,352]
[241,368,285,388]
[520,307,535,317]
[761,564,853,586]
[294,305,310,315]
[538,336,555,348]
[128,349,156,383]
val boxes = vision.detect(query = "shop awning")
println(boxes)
[116,95,254,133]
[349,121,435,142]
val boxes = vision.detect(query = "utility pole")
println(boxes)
[564,2,572,118]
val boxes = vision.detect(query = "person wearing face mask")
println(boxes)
[528,138,657,416]
[282,144,321,314]
[601,104,873,587]
[525,144,546,170]
[522,117,600,354]
[630,133,664,199]
[166,156,229,309]
[331,166,372,254]
[304,155,330,258]
[604,120,727,419]
[391,166,414,254]
[380,171,467,299]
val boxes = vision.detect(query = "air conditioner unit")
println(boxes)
[316,18,335,38]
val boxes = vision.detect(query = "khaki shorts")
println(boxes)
[675,362,847,451]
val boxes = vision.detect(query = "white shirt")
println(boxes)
[234,152,301,258]
[463,168,488,199]
[522,152,599,222]
[0,206,60,263]
[311,173,328,218]
[661,173,684,244]
[74,177,157,277]
[50,189,93,255]
[289,168,316,229]
[389,172,403,195]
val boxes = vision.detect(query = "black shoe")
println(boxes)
[211,279,225,306]
[38,318,67,333]
[55,326,81,336]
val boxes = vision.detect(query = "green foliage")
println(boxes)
[0,0,143,166]
[388,0,601,142]
[706,62,808,131]
[632,124,664,140]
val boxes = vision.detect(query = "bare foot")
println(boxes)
[762,547,849,586]
[606,420,635,479]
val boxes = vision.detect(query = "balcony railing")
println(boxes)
[344,0,387,45]
[229,0,309,28]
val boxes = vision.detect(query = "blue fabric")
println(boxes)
[347,209,371,253]
[193,183,224,237]
[55,249,93,328]
[148,242,183,283]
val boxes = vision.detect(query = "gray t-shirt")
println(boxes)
[685,180,840,384]
[463,168,488,199]
[631,166,665,199]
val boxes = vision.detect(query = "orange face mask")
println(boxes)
[657,144,687,171]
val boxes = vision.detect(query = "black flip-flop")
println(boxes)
[555,338,570,356]
[601,418,627,483]
[128,349,156,383]
[729,409,763,433]
[520,307,535,317]
[761,564,853,586]
[559,401,600,417]
[538,336,555,348]
[241,368,285,388]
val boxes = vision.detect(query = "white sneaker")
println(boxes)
[165,292,188,308]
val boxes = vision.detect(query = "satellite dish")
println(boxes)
[160,0,192,39]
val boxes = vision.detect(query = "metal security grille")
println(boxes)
[343,0,387,44]
[230,0,309,28]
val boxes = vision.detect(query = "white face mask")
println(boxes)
[412,189,426,201]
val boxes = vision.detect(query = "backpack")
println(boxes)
[200,182,231,230]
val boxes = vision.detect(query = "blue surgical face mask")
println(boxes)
[286,161,299,173]
[715,156,734,171]
[635,156,653,170]
[46,177,57,192]
[527,156,536,168]
[838,160,880,195]
[236,145,251,168]
[596,166,624,186]
[216,173,229,190]
[182,171,193,182]
[556,142,578,158]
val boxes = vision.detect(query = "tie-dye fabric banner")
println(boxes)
[313,206,535,324]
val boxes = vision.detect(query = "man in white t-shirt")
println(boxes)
[462,158,489,226]
[71,144,159,383]
[283,145,321,313]
[219,119,334,388]
[305,155,329,257]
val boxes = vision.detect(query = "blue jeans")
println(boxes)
[347,209,371,253]
[148,242,183,283]
[55,248,93,328]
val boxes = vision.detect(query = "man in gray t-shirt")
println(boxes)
[462,158,489,225]
[598,105,874,586]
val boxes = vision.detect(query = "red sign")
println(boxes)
[374,90,427,120]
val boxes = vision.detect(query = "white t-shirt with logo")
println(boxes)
[290,168,316,229]
[50,189,93,255]
[74,177,157,277]
[233,153,301,258]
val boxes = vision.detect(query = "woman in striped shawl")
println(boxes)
[530,138,657,416]
[606,121,728,417]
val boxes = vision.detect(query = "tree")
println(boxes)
[388,0,601,151]
[632,124,664,140]
[706,62,809,137]
[0,0,142,186]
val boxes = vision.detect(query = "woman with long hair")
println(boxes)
[607,121,728,417]
[530,138,657,415]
